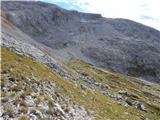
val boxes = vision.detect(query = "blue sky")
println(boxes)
[40,0,160,30]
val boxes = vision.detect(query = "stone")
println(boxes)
[94,82,99,86]
[100,84,109,89]
[80,85,87,91]
[0,107,4,117]
[38,101,49,110]
[118,90,128,96]
[25,96,35,106]
[124,103,129,108]
[136,103,146,111]
[101,91,109,96]
[114,95,122,101]
[54,103,65,115]
[125,98,134,106]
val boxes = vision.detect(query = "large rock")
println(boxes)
[2,1,160,83]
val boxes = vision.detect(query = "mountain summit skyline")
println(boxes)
[40,0,160,31]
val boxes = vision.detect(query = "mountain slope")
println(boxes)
[2,1,160,83]
[1,47,160,120]
[1,14,160,120]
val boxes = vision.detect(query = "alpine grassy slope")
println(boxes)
[1,1,160,120]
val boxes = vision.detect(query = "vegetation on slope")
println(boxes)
[1,47,160,120]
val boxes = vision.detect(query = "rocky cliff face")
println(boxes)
[2,1,160,83]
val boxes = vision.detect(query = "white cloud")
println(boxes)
[43,0,160,30]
